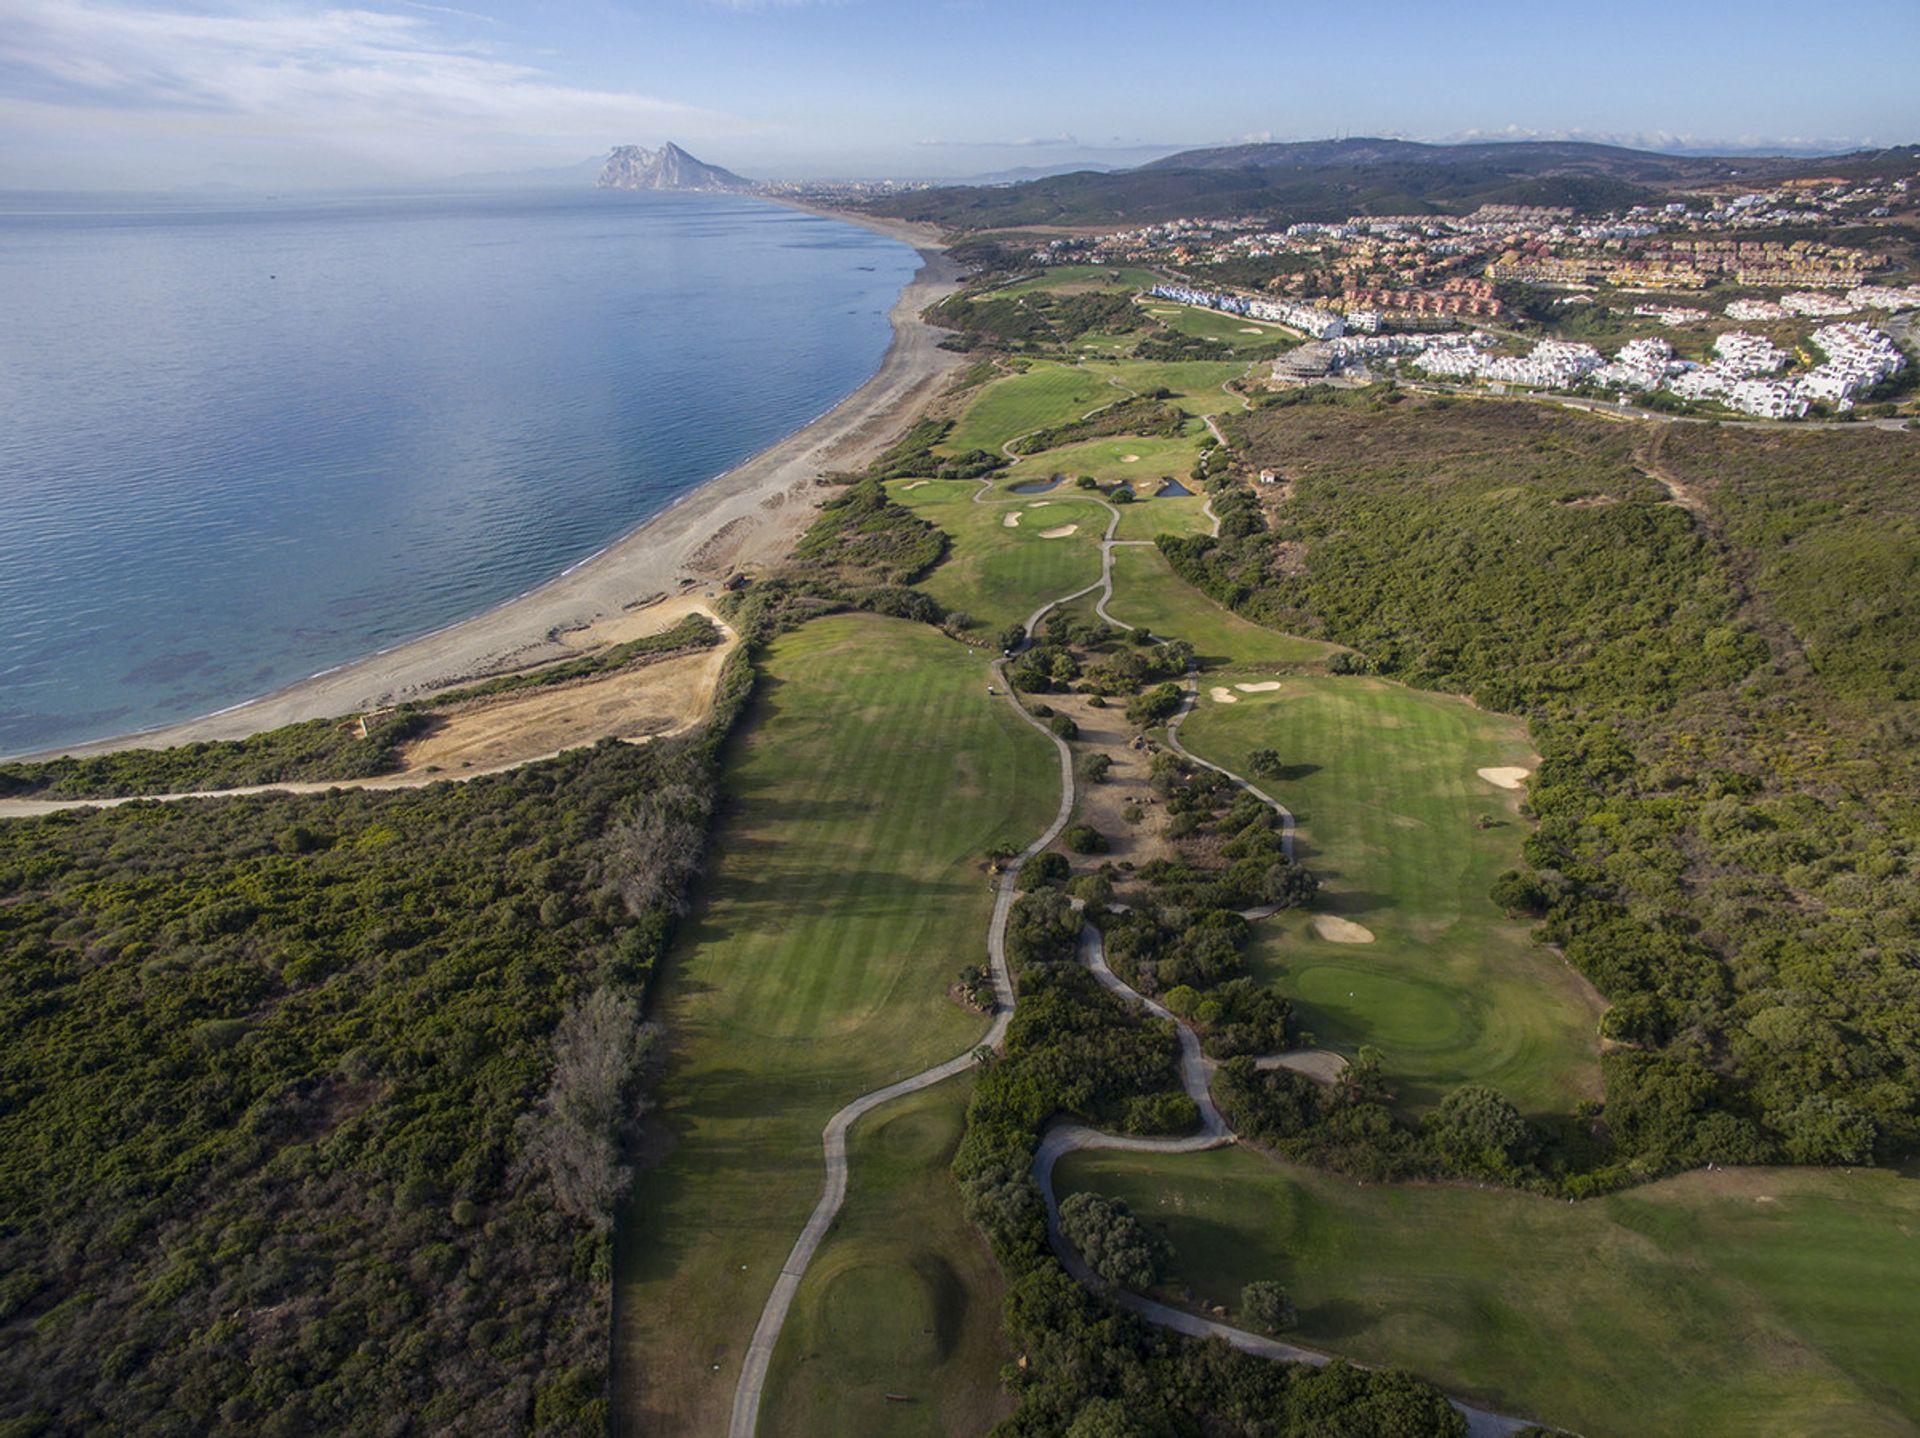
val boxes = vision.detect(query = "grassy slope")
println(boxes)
[1059,1145,1920,1438]
[613,615,1055,1436]
[993,265,1166,297]
[760,1077,1012,1438]
[898,481,1107,635]
[1177,674,1604,1111]
[1103,543,1333,667]
[944,365,1122,454]
[1144,301,1301,349]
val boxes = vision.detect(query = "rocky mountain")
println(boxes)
[597,143,751,193]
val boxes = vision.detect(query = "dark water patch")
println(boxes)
[1157,477,1194,497]
[1010,474,1064,494]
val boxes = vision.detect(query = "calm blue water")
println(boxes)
[0,189,917,754]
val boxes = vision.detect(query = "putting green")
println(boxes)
[762,1078,1012,1438]
[1060,1145,1920,1438]
[614,614,1055,1434]
[897,480,1107,635]
[1176,674,1603,1111]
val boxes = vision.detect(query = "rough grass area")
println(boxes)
[613,615,1055,1435]
[1103,544,1333,668]
[1177,674,1604,1111]
[897,481,1107,636]
[1060,1145,1920,1438]
[761,1077,1012,1438]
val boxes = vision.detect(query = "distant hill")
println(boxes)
[597,143,751,193]
[863,137,1920,230]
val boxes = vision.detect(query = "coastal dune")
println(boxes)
[32,213,960,760]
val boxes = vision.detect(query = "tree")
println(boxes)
[1005,888,1080,967]
[997,623,1027,652]
[1126,682,1183,728]
[1429,1083,1532,1175]
[1775,1094,1877,1165]
[1240,1280,1298,1334]
[1489,868,1550,917]
[1058,1192,1170,1289]
[1065,822,1108,854]
[1081,752,1113,783]
[1017,850,1071,890]
[1247,747,1283,777]
[1065,1397,1144,1438]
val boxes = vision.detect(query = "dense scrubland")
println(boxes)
[0,711,739,1434]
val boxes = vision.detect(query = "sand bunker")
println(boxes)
[1239,326,1264,334]
[1039,524,1079,539]
[899,479,929,490]
[1003,512,1022,527]
[1477,766,1531,790]
[1209,687,1239,703]
[1119,454,1141,463]
[1235,681,1282,693]
[1027,500,1052,508]
[1313,915,1375,944]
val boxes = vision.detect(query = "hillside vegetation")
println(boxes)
[1164,392,1920,1183]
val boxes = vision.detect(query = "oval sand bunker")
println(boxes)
[1039,524,1078,539]
[1235,681,1282,693]
[1313,915,1375,943]
[1477,766,1531,790]
[1119,454,1141,463]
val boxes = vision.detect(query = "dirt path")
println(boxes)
[1631,424,1709,516]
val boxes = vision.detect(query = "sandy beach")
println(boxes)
[28,207,961,760]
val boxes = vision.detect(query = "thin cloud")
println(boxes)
[0,0,749,177]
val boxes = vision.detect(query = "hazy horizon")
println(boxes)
[2,0,1916,191]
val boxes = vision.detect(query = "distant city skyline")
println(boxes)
[1,0,1916,190]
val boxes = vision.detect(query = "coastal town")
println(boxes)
[1042,170,1919,419]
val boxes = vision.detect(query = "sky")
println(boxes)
[1,0,1916,190]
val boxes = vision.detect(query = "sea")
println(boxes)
[0,188,919,756]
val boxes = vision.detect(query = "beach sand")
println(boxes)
[29,209,960,760]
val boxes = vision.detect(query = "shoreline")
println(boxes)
[16,201,960,762]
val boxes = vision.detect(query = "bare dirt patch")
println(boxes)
[1045,693,1175,890]
[396,638,733,777]
[553,594,720,652]
[1312,914,1375,944]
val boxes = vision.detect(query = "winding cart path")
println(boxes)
[727,491,1534,1437]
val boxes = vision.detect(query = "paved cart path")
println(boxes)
[728,492,1537,1437]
